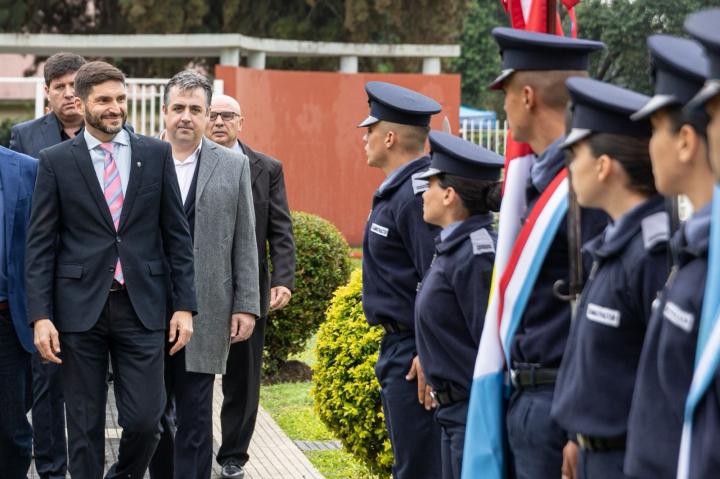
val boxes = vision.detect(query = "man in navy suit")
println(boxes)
[11,52,86,158]
[0,145,37,478]
[26,61,197,479]
[9,51,85,479]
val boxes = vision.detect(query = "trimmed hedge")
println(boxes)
[313,269,393,476]
[264,211,352,376]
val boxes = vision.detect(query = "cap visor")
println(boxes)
[357,115,380,128]
[685,80,720,113]
[630,94,677,121]
[488,69,515,90]
[559,128,592,150]
[414,168,442,180]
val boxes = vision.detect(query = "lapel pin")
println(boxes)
[137,161,142,167]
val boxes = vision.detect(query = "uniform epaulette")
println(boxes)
[641,211,670,250]
[470,228,495,256]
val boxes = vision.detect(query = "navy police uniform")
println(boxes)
[360,81,443,479]
[489,28,608,479]
[624,29,714,479]
[682,10,720,479]
[552,77,670,479]
[413,131,504,479]
[625,205,711,478]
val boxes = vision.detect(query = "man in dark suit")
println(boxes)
[9,52,85,479]
[25,61,197,479]
[207,94,295,479]
[0,146,37,479]
[10,52,86,157]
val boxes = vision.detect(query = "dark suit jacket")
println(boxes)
[0,146,38,352]
[10,112,65,159]
[25,127,197,333]
[239,141,295,318]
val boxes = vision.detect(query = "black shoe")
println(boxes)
[221,460,245,479]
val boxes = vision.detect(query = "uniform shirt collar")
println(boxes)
[440,221,463,242]
[529,136,566,192]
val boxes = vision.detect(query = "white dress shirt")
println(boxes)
[84,128,131,195]
[173,143,202,204]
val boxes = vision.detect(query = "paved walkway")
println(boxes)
[30,376,325,479]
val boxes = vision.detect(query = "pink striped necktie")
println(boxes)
[100,142,124,284]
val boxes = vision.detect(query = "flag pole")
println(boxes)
[547,0,557,33]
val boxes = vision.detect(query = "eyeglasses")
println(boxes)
[209,111,239,122]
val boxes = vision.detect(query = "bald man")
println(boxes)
[207,95,296,478]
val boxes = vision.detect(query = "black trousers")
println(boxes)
[31,354,68,479]
[149,346,215,479]
[61,289,165,479]
[216,316,266,466]
[0,310,33,479]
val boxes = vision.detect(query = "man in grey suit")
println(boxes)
[149,71,260,479]
[9,51,86,479]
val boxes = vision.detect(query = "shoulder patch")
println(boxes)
[411,173,429,195]
[586,302,621,328]
[470,228,495,256]
[641,211,670,250]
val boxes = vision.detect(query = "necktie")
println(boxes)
[100,142,124,284]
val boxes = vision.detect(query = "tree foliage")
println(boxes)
[0,0,467,76]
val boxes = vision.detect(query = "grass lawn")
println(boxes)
[260,380,380,479]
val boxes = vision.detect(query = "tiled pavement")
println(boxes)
[30,376,325,479]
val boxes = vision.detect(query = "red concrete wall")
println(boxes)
[216,65,461,245]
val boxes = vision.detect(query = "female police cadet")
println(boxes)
[550,76,671,479]
[413,131,503,479]
[622,34,715,479]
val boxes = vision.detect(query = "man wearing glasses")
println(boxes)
[206,94,295,479]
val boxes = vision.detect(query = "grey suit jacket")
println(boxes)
[185,137,260,374]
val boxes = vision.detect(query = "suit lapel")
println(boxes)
[40,113,63,152]
[70,135,115,232]
[196,138,219,202]
[0,155,19,265]
[118,130,143,231]
[240,141,263,185]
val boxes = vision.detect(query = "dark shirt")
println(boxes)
[362,156,440,330]
[415,214,496,396]
[59,124,82,142]
[510,137,608,367]
[625,203,711,478]
[552,196,670,438]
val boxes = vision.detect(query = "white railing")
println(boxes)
[0,77,224,138]
[459,118,508,156]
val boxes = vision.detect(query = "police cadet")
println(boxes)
[550,77,670,479]
[359,81,442,478]
[413,131,503,479]
[623,30,716,478]
[674,8,720,478]
[488,28,607,478]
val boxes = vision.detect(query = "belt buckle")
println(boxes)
[510,369,519,388]
[430,390,438,403]
[576,434,590,451]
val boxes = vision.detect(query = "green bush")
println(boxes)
[264,211,352,376]
[313,269,393,476]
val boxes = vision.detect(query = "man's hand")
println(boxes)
[269,286,292,310]
[34,319,62,364]
[230,312,256,343]
[561,440,579,479]
[168,310,193,356]
[406,355,436,410]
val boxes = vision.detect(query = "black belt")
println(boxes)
[381,320,411,334]
[510,363,558,388]
[110,280,126,292]
[430,387,469,407]
[576,433,626,452]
